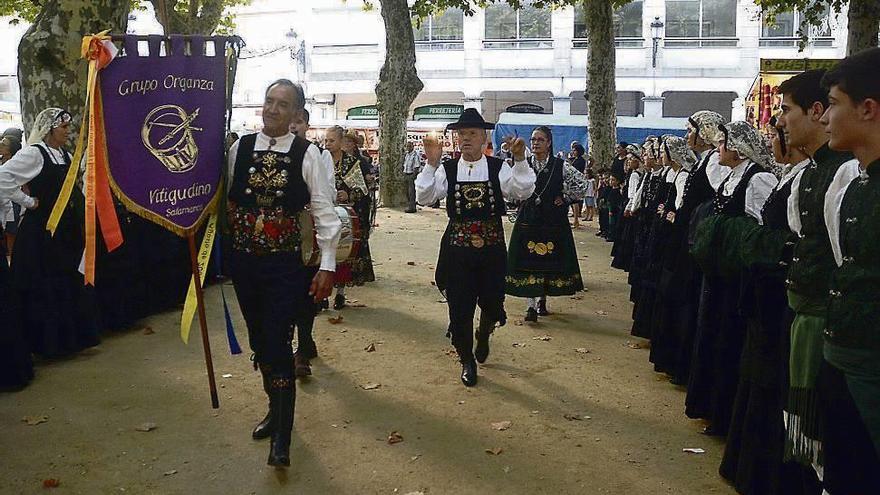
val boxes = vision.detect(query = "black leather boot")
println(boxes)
[333,293,346,310]
[267,375,295,467]
[252,365,274,440]
[524,307,538,322]
[474,315,494,364]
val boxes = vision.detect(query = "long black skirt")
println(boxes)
[0,251,33,390]
[610,214,636,271]
[11,212,100,358]
[632,214,673,338]
[685,273,746,433]
[720,274,797,493]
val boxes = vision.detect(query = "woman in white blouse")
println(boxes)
[0,108,100,358]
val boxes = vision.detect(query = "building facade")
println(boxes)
[0,0,851,133]
[225,0,848,130]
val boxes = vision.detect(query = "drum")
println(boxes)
[300,205,362,267]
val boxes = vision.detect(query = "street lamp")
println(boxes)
[651,16,664,68]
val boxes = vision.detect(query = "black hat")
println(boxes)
[446,108,495,131]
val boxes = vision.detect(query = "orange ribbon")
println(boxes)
[82,34,123,285]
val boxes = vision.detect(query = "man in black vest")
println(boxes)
[415,109,536,387]
[227,80,341,467]
[818,48,880,495]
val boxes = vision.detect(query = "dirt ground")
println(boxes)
[0,208,735,495]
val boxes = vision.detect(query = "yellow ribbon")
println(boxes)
[47,31,112,236]
[180,212,218,344]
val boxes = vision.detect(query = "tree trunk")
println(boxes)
[17,0,131,139]
[584,0,617,173]
[376,0,423,209]
[846,0,880,55]
[150,0,225,36]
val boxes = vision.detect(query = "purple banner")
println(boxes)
[100,35,227,235]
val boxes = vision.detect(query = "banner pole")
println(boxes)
[188,233,220,409]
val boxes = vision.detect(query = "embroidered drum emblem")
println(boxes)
[142,104,203,173]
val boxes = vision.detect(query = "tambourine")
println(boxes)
[299,205,362,267]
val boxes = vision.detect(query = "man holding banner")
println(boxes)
[226,79,341,467]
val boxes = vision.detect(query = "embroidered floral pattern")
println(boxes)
[449,219,504,248]
[505,273,583,289]
[228,204,302,254]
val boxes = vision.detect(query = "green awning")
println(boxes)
[347,105,378,120]
[413,104,463,121]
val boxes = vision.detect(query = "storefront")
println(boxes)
[745,58,839,131]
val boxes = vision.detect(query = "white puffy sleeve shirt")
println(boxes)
[415,155,536,206]
[227,133,342,272]
[0,144,55,209]
[824,159,862,265]
[719,161,778,221]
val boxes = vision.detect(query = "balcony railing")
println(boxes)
[415,40,465,51]
[311,43,380,55]
[664,37,739,48]
[759,36,834,48]
[482,38,553,49]
[573,37,645,48]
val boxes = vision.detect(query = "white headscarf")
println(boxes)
[663,135,698,171]
[687,110,724,148]
[27,108,71,146]
[720,121,777,173]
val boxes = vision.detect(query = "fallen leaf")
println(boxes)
[221,373,233,378]
[163,469,178,476]
[42,479,60,488]
[485,447,504,456]
[135,422,158,432]
[595,310,608,316]
[361,383,381,390]
[513,319,524,326]
[406,261,416,266]
[491,421,512,431]
[574,348,591,354]
[570,295,584,300]
[364,343,377,352]
[22,415,48,426]
[409,455,422,463]
[683,448,705,454]
[387,431,404,445]
[532,335,552,341]
[564,413,591,421]
[430,281,437,286]
[404,492,425,495]
[511,342,526,348]
[142,327,155,335]
[625,341,643,349]
[328,315,344,324]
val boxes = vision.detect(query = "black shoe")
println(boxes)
[404,208,416,213]
[524,308,538,322]
[537,300,550,316]
[267,375,295,467]
[320,298,329,311]
[253,365,274,440]
[333,293,346,310]
[294,353,312,378]
[460,359,478,387]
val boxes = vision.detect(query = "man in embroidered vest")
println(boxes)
[818,48,880,494]
[226,79,341,467]
[415,109,536,387]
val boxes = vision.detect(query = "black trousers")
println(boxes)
[404,173,417,211]
[818,361,880,495]
[230,250,309,376]
[444,244,506,360]
[294,266,319,360]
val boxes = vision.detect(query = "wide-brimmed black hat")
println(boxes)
[446,108,495,131]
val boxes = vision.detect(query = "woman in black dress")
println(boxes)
[0,107,100,358]
[687,121,778,436]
